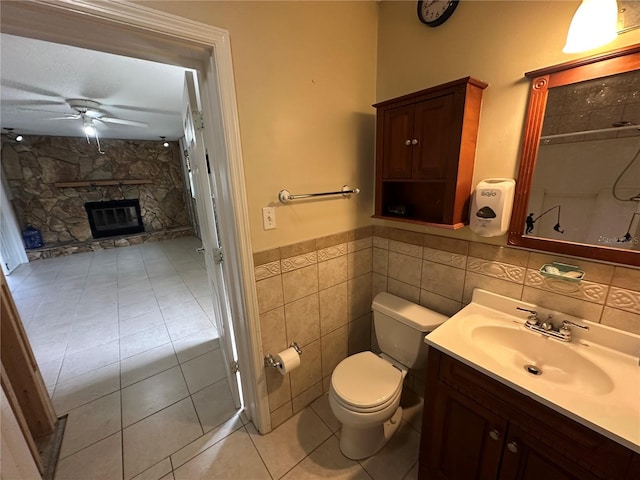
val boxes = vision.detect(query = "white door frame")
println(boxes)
[1,0,269,432]
[0,171,29,275]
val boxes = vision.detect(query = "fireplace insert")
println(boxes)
[84,199,144,239]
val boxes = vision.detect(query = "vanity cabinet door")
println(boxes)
[498,425,601,480]
[425,381,507,480]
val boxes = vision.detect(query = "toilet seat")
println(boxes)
[330,351,403,413]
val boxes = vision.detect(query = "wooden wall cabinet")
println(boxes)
[420,349,638,480]
[373,77,487,229]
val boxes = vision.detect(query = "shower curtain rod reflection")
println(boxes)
[278,185,360,203]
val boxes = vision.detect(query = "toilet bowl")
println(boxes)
[329,351,406,459]
[329,292,448,460]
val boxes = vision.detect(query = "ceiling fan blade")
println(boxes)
[6,100,68,108]
[98,116,148,128]
[109,104,176,116]
[48,115,82,120]
[0,79,64,98]
[15,107,70,114]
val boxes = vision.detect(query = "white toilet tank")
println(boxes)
[372,292,448,369]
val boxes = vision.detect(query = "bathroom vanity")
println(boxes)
[419,290,640,480]
[420,349,639,479]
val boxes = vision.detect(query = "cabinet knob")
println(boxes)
[405,139,411,146]
[488,429,500,441]
[411,138,418,145]
[507,441,519,454]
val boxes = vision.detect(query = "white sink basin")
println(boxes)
[425,289,640,453]
[469,324,614,395]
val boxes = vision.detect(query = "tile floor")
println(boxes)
[7,237,423,479]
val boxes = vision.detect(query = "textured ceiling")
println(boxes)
[0,34,189,141]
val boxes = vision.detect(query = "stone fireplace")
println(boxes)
[85,199,144,239]
[1,135,193,252]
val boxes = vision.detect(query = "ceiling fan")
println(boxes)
[41,98,149,154]
[54,98,148,129]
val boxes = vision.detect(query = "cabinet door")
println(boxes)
[382,104,414,179]
[498,425,602,480]
[425,382,507,480]
[411,93,455,179]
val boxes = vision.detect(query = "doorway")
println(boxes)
[0,0,265,447]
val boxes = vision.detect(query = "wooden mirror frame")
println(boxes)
[508,43,640,267]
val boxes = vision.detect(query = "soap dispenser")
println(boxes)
[469,179,516,237]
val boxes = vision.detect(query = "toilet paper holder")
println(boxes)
[264,342,302,368]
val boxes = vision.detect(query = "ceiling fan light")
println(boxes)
[84,124,96,137]
[563,0,618,54]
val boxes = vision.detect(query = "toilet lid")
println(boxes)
[331,351,403,409]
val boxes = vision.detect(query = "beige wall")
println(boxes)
[145,1,640,253]
[375,0,640,242]
[142,1,379,252]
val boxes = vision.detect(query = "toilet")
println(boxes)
[329,292,448,460]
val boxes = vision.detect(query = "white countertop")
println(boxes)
[424,289,640,453]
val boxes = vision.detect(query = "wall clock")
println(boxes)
[417,0,459,27]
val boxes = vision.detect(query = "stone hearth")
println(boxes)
[25,226,194,261]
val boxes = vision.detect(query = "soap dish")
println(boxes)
[539,262,585,283]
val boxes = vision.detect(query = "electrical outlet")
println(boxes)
[262,207,276,230]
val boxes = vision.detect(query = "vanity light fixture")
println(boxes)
[563,0,619,53]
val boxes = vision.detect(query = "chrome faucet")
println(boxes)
[540,314,555,331]
[516,307,589,342]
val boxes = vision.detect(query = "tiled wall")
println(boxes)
[253,227,374,428]
[254,224,640,428]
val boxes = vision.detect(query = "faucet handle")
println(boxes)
[516,307,539,325]
[562,320,589,331]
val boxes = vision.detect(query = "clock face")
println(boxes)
[417,0,459,27]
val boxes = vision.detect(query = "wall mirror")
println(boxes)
[509,43,640,267]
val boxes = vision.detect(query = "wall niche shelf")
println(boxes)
[54,179,152,188]
[373,77,487,229]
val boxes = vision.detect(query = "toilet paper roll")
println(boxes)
[275,346,301,375]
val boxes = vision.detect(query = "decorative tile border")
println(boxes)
[525,269,607,304]
[423,247,467,269]
[317,243,348,262]
[281,252,318,273]
[607,287,640,314]
[254,260,281,281]
[347,237,372,253]
[467,257,526,283]
[389,240,422,259]
[372,236,389,249]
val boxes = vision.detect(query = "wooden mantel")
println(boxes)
[54,179,152,188]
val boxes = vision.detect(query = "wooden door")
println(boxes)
[498,425,602,480]
[1,271,56,473]
[382,104,414,179]
[425,382,507,480]
[411,93,455,180]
